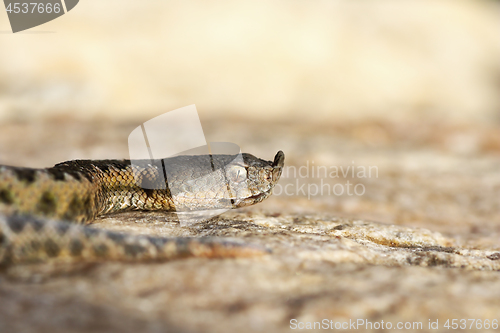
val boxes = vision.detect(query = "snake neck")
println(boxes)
[0,160,178,224]
[47,160,177,220]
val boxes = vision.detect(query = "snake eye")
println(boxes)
[227,166,247,183]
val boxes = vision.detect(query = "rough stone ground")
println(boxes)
[1,117,500,332]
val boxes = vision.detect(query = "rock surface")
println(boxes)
[1,118,500,332]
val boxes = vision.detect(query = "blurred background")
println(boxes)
[0,0,499,123]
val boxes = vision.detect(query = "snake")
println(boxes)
[0,151,285,266]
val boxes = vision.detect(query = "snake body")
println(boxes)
[0,151,284,266]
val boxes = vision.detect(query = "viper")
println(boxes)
[0,151,284,266]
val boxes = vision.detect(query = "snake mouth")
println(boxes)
[246,187,275,204]
[251,190,271,200]
[234,188,273,208]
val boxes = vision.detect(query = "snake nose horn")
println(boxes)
[272,151,285,168]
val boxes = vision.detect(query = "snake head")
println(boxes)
[163,151,285,211]
[227,150,285,208]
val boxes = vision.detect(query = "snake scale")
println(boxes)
[0,151,284,266]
